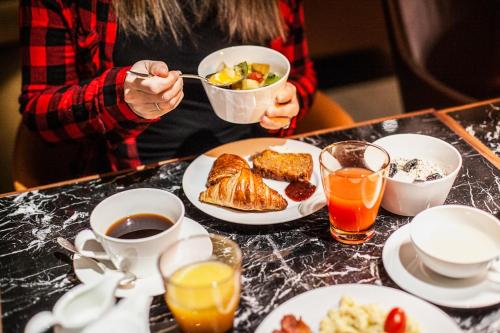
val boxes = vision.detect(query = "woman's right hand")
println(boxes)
[124,60,184,119]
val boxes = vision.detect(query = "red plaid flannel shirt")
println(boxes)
[19,0,317,171]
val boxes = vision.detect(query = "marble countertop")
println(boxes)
[447,103,500,156]
[0,112,499,333]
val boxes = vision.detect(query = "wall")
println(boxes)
[305,0,390,59]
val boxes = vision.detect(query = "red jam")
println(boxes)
[285,181,316,201]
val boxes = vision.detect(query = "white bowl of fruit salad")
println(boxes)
[372,134,462,216]
[198,45,290,124]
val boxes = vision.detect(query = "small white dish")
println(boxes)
[383,224,500,309]
[73,217,209,298]
[183,138,326,225]
[256,284,461,333]
[198,45,290,124]
[372,134,462,216]
[410,205,500,279]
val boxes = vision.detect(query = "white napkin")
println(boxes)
[82,293,152,333]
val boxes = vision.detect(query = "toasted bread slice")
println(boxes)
[252,149,313,182]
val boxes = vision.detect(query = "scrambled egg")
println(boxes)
[319,296,421,333]
[207,67,241,86]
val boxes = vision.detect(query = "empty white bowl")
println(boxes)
[373,134,462,216]
[198,45,290,124]
[410,205,500,279]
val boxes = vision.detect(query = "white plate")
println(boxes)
[256,284,461,333]
[182,138,326,225]
[383,224,500,309]
[73,217,209,298]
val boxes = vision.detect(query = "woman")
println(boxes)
[19,0,316,173]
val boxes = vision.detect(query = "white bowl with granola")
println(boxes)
[372,134,462,216]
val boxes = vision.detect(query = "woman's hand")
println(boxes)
[124,60,184,119]
[260,82,299,130]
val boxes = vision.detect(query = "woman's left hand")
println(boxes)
[260,82,299,130]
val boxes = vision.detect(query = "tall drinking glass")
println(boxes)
[158,234,241,333]
[320,141,390,244]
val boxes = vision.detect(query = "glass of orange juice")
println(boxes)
[320,141,390,244]
[158,234,241,333]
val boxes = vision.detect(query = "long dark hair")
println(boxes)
[113,0,285,45]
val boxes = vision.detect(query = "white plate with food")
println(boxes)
[182,138,326,225]
[256,284,461,333]
[383,223,500,309]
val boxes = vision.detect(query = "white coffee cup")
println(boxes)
[75,188,185,278]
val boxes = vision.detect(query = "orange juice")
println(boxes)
[325,167,385,240]
[166,261,240,333]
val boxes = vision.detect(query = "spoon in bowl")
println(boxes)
[57,237,136,288]
[126,70,244,88]
[127,69,289,127]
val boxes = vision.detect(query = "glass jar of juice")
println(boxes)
[158,234,242,333]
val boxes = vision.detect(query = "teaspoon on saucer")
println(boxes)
[57,237,136,288]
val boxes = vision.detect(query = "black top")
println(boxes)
[113,15,268,163]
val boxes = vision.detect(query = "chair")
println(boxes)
[12,125,107,191]
[295,91,354,134]
[382,0,500,112]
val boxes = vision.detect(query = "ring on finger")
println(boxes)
[283,119,291,130]
[154,103,161,112]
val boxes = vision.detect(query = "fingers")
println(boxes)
[124,76,183,104]
[265,98,299,118]
[124,59,185,119]
[130,71,182,95]
[161,76,183,101]
[275,82,296,104]
[260,82,299,130]
[158,90,184,111]
[124,89,163,104]
[147,61,169,78]
[129,90,184,119]
[260,116,290,130]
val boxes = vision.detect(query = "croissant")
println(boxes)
[206,154,250,186]
[199,167,288,211]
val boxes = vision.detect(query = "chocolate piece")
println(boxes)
[402,159,419,172]
[388,162,397,177]
[426,173,443,181]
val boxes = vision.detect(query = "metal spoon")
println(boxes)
[57,237,136,288]
[126,70,243,88]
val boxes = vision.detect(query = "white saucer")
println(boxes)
[73,217,209,298]
[383,224,500,309]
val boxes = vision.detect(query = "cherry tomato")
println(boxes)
[384,307,407,333]
[247,71,264,82]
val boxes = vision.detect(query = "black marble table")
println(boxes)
[447,102,500,157]
[1,111,499,333]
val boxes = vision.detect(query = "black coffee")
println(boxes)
[106,213,174,239]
